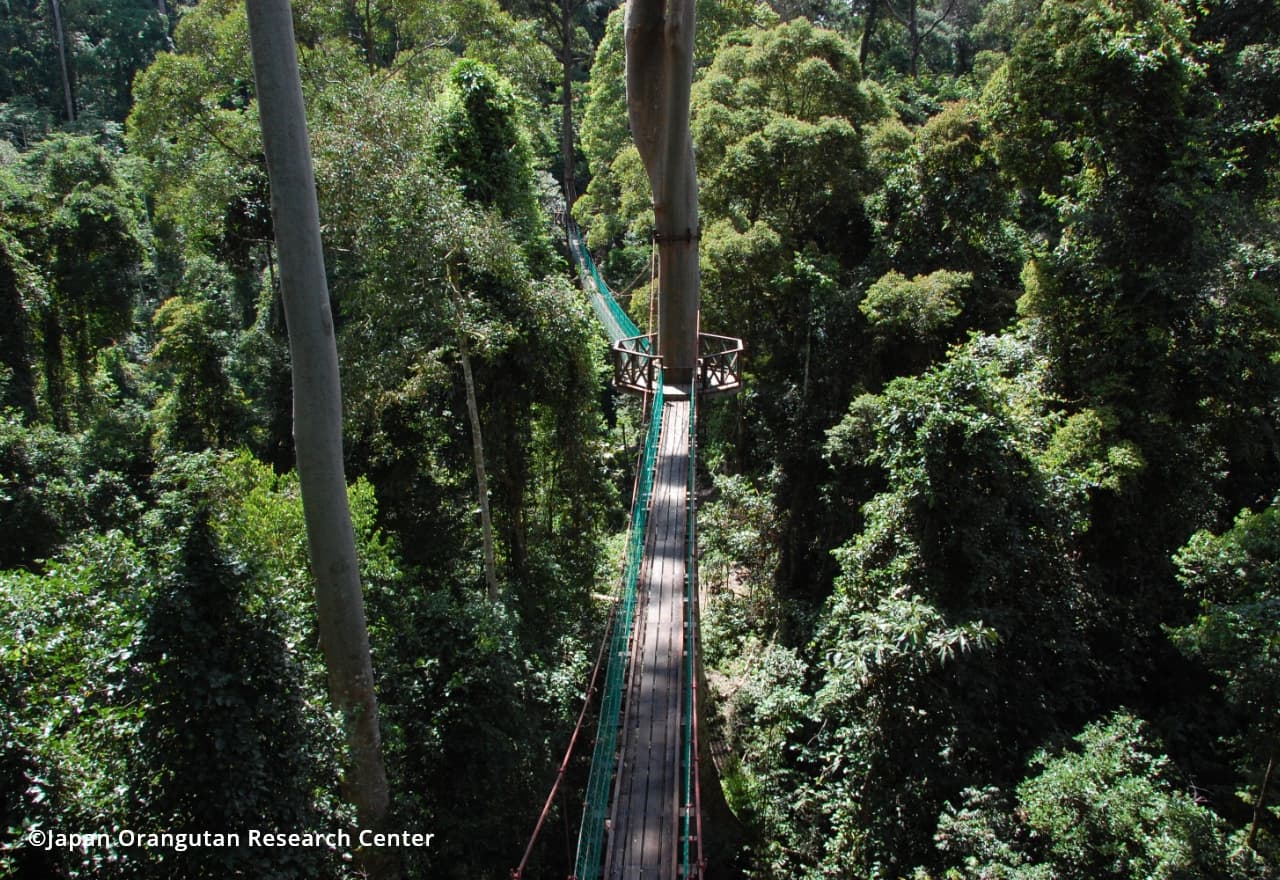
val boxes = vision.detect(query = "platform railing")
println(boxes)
[612,332,742,396]
[612,334,662,394]
[696,333,744,395]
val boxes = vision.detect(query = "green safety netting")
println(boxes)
[567,224,650,349]
[567,220,704,879]
[572,380,664,880]
[568,222,666,880]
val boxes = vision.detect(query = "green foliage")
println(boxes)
[0,411,87,568]
[436,61,537,225]
[2,3,1278,880]
[0,0,169,137]
[573,0,764,251]
[700,472,784,667]
[0,224,42,420]
[1021,715,1231,879]
[867,100,1022,332]
[686,21,897,602]
[721,641,812,868]
[800,340,1082,875]
[692,18,887,255]
[131,500,334,879]
[1038,406,1145,496]
[5,134,150,429]
[126,0,268,263]
[433,58,553,270]
[1170,503,1280,858]
[148,293,250,452]
[938,714,1268,880]
[127,0,554,270]
[986,0,1208,202]
[0,533,146,879]
[369,582,594,879]
[986,0,1224,415]
[573,6,629,250]
[0,408,143,571]
[860,268,969,340]
[65,0,171,122]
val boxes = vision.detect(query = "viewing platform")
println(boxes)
[612,333,744,397]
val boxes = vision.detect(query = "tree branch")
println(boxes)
[920,0,958,40]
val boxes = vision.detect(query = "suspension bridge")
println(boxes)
[514,226,741,880]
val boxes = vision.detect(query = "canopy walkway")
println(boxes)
[606,393,694,879]
[568,224,704,880]
[514,224,741,879]
[480,225,716,880]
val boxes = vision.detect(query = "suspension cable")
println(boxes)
[511,598,615,879]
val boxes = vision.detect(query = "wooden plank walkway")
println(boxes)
[605,395,690,880]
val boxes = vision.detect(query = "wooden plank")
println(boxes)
[605,399,689,880]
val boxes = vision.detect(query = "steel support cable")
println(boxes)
[511,585,617,880]
[691,326,706,880]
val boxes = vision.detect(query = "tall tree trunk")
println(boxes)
[362,0,377,68]
[626,0,699,384]
[1,264,38,422]
[449,275,500,604]
[41,308,68,431]
[243,4,395,879]
[560,0,577,206]
[49,0,75,122]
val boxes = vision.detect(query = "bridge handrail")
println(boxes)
[568,222,643,343]
[697,334,744,395]
[680,378,705,878]
[613,334,661,393]
[572,377,665,880]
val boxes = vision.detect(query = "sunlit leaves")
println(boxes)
[939,714,1260,879]
[860,268,969,340]
[1171,503,1280,840]
[0,533,148,876]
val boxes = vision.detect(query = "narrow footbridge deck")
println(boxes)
[607,395,690,880]
[568,225,704,880]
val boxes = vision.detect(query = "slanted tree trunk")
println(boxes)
[626,0,699,384]
[49,0,75,122]
[243,4,395,878]
[859,0,879,68]
[1249,750,1276,850]
[886,0,957,78]
[448,273,500,604]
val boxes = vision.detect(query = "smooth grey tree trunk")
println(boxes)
[1249,750,1275,850]
[243,3,395,878]
[626,0,699,384]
